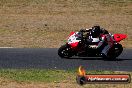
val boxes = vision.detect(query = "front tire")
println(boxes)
[58,44,73,58]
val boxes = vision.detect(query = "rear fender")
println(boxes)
[113,34,127,42]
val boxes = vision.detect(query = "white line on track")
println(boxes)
[0,47,14,48]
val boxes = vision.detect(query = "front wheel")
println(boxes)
[58,44,73,58]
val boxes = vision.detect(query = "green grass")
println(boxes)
[0,69,131,83]
[0,69,132,88]
[0,69,75,82]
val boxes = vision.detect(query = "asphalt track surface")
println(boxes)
[0,48,132,71]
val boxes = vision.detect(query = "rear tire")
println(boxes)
[58,44,73,58]
[107,44,123,60]
[114,44,123,57]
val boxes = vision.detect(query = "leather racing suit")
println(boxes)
[80,28,114,57]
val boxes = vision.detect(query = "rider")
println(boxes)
[79,25,114,57]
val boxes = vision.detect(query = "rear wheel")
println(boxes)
[107,44,123,59]
[58,44,73,58]
[114,44,123,57]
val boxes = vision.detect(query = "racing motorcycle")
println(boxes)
[58,31,127,59]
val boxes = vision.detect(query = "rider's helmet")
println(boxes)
[91,25,101,38]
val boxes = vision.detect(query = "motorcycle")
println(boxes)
[58,31,127,59]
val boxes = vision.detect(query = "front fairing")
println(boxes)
[67,32,82,48]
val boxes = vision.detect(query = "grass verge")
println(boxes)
[0,69,75,83]
[0,69,131,88]
[0,69,131,82]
